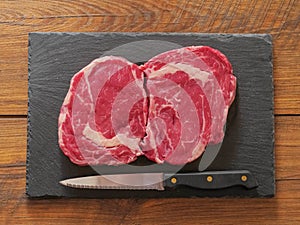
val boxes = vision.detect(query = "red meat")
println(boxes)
[140,46,236,164]
[58,56,147,165]
[58,46,236,166]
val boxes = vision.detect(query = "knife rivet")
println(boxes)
[171,177,177,184]
[241,175,248,182]
[207,176,213,182]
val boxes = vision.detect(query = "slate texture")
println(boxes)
[27,32,274,198]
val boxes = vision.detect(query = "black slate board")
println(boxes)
[26,32,274,198]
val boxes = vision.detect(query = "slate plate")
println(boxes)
[26,32,274,198]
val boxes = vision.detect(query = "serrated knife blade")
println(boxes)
[60,173,165,190]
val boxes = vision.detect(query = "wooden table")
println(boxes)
[0,0,299,224]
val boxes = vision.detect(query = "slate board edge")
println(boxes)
[271,38,276,197]
[28,31,273,45]
[25,33,32,197]
[25,32,275,198]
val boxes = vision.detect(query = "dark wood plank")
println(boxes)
[275,116,300,179]
[0,0,299,115]
[1,167,300,225]
[0,118,27,167]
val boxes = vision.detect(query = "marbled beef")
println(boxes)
[58,56,147,165]
[58,46,236,166]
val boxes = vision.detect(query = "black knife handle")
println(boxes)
[163,170,258,190]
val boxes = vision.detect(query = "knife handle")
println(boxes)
[163,170,258,190]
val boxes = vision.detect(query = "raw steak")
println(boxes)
[58,46,236,166]
[58,56,147,165]
[140,46,236,164]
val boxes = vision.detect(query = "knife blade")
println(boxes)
[60,170,258,190]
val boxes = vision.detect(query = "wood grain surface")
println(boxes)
[0,0,299,224]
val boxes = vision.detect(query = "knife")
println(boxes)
[60,170,258,190]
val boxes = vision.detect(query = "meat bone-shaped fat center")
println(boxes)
[58,46,237,166]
